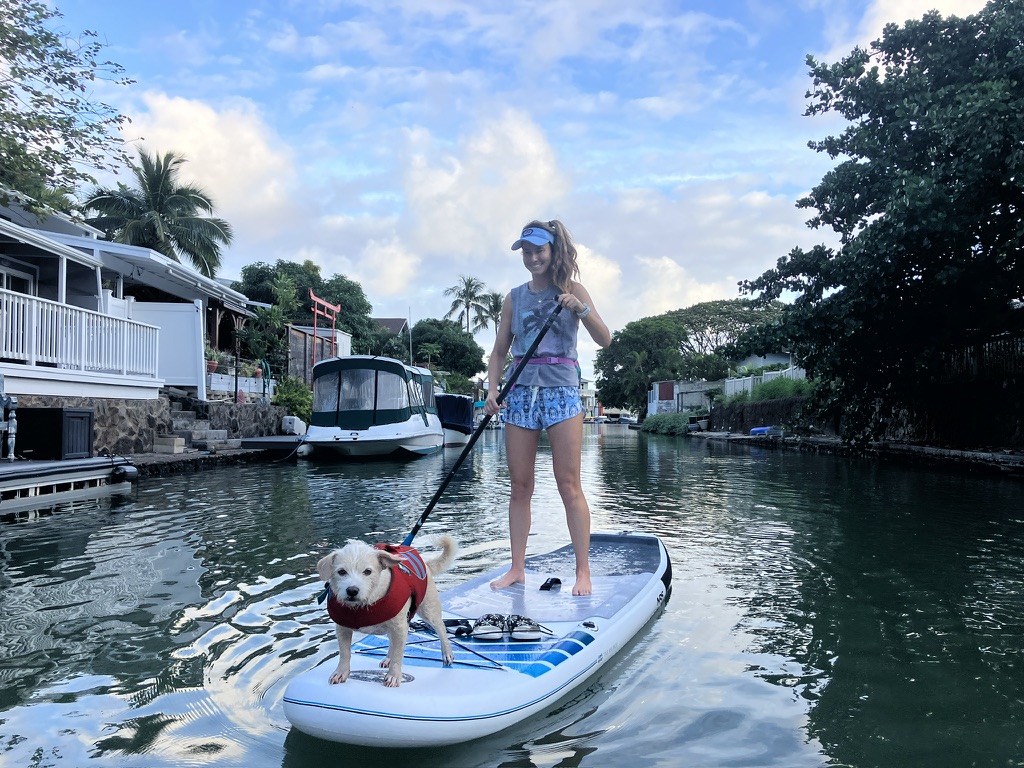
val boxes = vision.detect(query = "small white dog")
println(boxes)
[317,535,457,688]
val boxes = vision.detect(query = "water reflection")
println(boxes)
[0,427,1022,766]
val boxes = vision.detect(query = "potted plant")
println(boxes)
[205,344,224,373]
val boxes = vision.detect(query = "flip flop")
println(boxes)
[470,614,506,641]
[506,614,545,642]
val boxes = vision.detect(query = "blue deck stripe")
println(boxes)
[353,629,596,676]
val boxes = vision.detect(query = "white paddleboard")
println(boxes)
[283,531,672,747]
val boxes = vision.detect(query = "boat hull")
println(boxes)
[303,421,443,458]
[283,531,671,747]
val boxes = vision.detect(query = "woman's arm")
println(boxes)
[563,283,611,348]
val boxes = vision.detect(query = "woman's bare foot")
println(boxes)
[572,572,592,596]
[490,569,525,590]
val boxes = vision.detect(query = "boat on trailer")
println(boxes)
[300,356,443,459]
[435,392,475,447]
[283,531,671,747]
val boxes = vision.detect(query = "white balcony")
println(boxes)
[0,288,163,399]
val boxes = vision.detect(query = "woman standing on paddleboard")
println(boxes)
[485,220,611,596]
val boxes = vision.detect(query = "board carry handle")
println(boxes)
[403,303,565,546]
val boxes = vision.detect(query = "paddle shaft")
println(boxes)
[402,304,565,546]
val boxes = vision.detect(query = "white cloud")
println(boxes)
[126,92,301,262]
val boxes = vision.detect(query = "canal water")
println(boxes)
[1,427,1022,767]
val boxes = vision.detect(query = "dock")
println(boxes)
[0,455,138,519]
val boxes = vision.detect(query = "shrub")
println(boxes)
[751,377,812,401]
[272,375,312,424]
[640,413,691,436]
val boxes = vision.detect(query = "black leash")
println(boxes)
[402,303,564,546]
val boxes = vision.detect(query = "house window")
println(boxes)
[0,262,35,295]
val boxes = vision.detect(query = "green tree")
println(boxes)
[320,273,378,351]
[238,274,296,375]
[670,298,784,381]
[594,314,690,417]
[0,1,132,208]
[417,342,443,366]
[740,0,1024,445]
[83,150,232,277]
[410,318,486,378]
[473,290,505,333]
[232,260,377,352]
[444,275,487,333]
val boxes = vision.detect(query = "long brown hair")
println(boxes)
[523,219,579,293]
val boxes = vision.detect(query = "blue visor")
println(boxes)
[511,226,554,250]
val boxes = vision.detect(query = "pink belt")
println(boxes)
[514,356,576,366]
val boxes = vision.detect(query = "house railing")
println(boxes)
[725,366,805,398]
[1,288,160,377]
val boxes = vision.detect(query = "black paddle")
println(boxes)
[402,303,565,546]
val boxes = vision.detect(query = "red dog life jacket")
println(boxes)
[326,544,429,630]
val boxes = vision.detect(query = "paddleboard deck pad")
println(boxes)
[283,531,671,747]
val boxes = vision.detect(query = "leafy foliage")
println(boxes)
[444,275,489,333]
[740,0,1024,445]
[594,300,784,416]
[0,1,133,208]
[441,371,474,395]
[232,259,377,351]
[474,290,504,333]
[271,375,312,424]
[411,318,486,378]
[638,413,692,436]
[238,274,296,375]
[594,314,689,417]
[84,150,232,277]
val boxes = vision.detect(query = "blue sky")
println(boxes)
[53,0,988,378]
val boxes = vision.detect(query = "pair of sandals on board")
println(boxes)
[442,614,551,642]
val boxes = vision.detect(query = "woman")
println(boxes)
[485,220,611,596]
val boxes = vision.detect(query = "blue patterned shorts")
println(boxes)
[504,385,583,430]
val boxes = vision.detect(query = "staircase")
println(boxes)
[160,406,242,453]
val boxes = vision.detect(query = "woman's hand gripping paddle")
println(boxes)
[402,304,564,546]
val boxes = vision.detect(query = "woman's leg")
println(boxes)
[546,412,591,595]
[490,423,541,590]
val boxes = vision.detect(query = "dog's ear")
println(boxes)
[376,549,404,570]
[316,552,336,581]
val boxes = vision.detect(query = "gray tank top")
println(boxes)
[508,282,579,387]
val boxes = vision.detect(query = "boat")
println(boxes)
[300,356,443,459]
[435,392,474,447]
[282,530,671,747]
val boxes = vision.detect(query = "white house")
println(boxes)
[0,199,250,402]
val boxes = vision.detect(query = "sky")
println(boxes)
[51,0,989,380]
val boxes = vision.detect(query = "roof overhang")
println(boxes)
[45,232,250,308]
[0,217,105,268]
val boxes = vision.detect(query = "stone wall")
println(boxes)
[12,394,288,456]
[710,396,824,437]
[14,394,171,455]
[174,396,286,439]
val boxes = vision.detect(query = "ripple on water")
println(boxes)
[2,435,1024,766]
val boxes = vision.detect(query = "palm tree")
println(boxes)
[418,342,443,366]
[83,149,233,277]
[444,275,487,334]
[473,290,504,333]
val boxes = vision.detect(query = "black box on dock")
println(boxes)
[15,407,95,460]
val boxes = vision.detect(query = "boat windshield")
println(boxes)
[313,369,411,413]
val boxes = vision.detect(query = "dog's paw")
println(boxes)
[383,672,402,687]
[379,658,391,669]
[328,667,350,684]
[441,646,455,667]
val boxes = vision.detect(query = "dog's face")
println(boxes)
[317,540,403,608]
